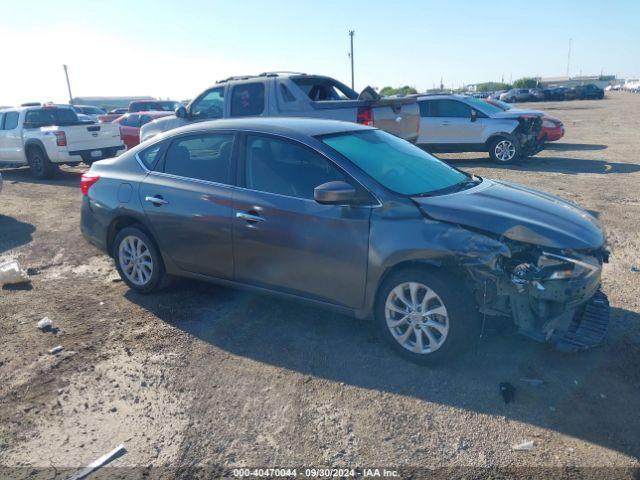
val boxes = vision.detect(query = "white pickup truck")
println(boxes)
[0,104,125,179]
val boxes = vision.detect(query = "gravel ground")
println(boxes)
[0,92,639,479]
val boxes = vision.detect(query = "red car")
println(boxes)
[114,112,173,149]
[483,99,564,142]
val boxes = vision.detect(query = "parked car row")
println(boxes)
[488,84,605,103]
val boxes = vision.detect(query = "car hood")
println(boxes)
[491,109,544,119]
[413,179,604,250]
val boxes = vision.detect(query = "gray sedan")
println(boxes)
[80,118,609,364]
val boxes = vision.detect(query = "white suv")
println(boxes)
[416,95,544,163]
[0,104,124,178]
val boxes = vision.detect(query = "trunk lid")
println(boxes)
[47,123,122,150]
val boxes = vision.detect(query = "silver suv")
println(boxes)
[416,95,543,163]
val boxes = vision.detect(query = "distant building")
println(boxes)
[72,96,156,111]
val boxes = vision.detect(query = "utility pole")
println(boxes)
[566,38,572,78]
[348,30,355,90]
[63,64,73,104]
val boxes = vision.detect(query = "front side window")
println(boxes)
[245,135,346,199]
[430,100,471,118]
[230,83,265,117]
[3,112,18,129]
[322,129,467,196]
[164,133,234,184]
[190,87,225,120]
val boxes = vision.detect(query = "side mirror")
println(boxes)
[314,181,358,205]
[470,109,477,122]
[175,106,188,119]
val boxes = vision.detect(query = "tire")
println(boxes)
[113,226,169,293]
[374,268,479,365]
[27,146,58,179]
[488,135,520,164]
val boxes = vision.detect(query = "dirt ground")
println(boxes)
[1,92,639,479]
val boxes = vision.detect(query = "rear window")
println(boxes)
[25,108,78,127]
[230,83,265,117]
[291,76,358,101]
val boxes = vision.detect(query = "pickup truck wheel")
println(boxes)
[27,146,58,179]
[113,226,169,293]
[374,268,478,365]
[488,136,520,164]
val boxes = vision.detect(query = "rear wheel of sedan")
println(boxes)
[113,226,168,293]
[27,146,58,179]
[374,268,478,365]
[488,136,520,164]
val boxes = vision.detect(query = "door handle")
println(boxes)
[236,212,265,223]
[440,122,450,126]
[145,195,168,206]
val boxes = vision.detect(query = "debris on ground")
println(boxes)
[0,260,30,287]
[631,265,640,273]
[37,317,53,331]
[499,382,515,404]
[520,378,544,387]
[49,345,64,355]
[66,444,127,480]
[512,440,535,451]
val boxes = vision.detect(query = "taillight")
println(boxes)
[357,106,374,126]
[80,173,100,196]
[54,131,67,146]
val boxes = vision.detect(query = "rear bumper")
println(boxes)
[49,144,125,163]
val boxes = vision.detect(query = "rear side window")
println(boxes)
[418,101,432,117]
[190,87,225,120]
[279,84,296,102]
[164,133,234,184]
[138,143,164,170]
[0,112,18,130]
[430,100,471,118]
[245,135,345,199]
[230,83,265,117]
[3,112,19,129]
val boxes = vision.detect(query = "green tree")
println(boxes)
[512,77,538,89]
[379,85,418,96]
[476,82,511,92]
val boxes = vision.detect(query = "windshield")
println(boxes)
[321,129,468,196]
[465,96,503,115]
[488,99,511,110]
[158,101,180,111]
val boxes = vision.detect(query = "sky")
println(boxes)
[1,0,638,106]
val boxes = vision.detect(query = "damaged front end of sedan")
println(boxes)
[414,179,611,352]
[467,240,610,352]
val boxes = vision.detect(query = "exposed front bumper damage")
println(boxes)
[516,116,545,157]
[465,240,610,351]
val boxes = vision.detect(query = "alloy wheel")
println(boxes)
[385,282,450,354]
[118,235,154,286]
[494,140,516,162]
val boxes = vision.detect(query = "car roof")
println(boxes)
[129,111,173,118]
[0,104,73,113]
[160,117,372,140]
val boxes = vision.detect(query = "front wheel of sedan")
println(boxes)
[375,269,478,365]
[488,136,520,164]
[113,226,168,293]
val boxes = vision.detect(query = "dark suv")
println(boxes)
[80,118,609,364]
[574,84,605,100]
